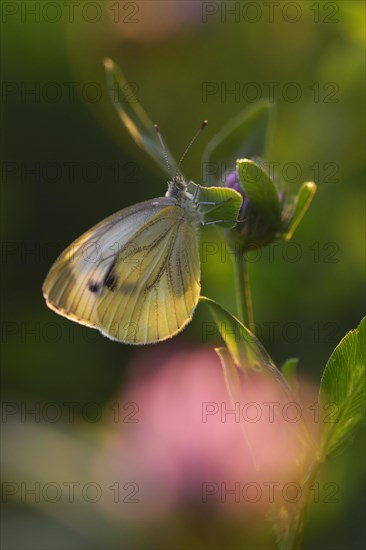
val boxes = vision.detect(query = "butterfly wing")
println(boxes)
[104,58,179,177]
[43,198,201,344]
[43,198,176,329]
[96,205,201,344]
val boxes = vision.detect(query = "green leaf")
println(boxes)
[319,317,366,458]
[199,296,289,392]
[237,159,282,230]
[202,101,275,185]
[188,182,243,228]
[281,358,299,390]
[104,57,178,176]
[215,346,260,468]
[283,181,317,240]
[215,347,242,403]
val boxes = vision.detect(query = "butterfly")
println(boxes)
[42,59,242,345]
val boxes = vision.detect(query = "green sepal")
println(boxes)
[237,159,282,231]
[283,182,317,240]
[188,182,243,228]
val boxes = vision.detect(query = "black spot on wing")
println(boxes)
[88,280,100,293]
[105,273,117,292]
[103,258,118,292]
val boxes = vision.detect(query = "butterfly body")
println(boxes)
[166,174,204,222]
[43,176,202,345]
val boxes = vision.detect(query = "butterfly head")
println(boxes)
[156,121,208,203]
[166,175,188,199]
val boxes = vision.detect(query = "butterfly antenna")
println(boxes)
[178,119,208,171]
[154,124,172,176]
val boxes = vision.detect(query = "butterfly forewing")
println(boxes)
[42,198,176,329]
[96,205,201,344]
[104,58,179,178]
[42,198,201,344]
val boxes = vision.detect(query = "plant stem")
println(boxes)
[290,455,324,550]
[234,249,255,332]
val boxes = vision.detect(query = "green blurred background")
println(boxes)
[1,1,365,548]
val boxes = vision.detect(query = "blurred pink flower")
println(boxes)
[94,347,318,522]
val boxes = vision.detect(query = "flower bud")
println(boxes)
[225,159,316,250]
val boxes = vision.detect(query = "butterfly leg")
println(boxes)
[197,197,232,207]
